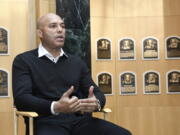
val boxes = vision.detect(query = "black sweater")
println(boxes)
[12,49,106,117]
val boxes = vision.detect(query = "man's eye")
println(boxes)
[50,24,57,28]
[61,25,65,28]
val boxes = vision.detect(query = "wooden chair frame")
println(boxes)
[14,108,112,135]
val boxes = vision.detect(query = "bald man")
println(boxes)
[12,13,131,135]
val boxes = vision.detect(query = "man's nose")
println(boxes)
[57,25,63,32]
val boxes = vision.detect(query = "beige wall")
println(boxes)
[1,0,180,135]
[0,0,55,135]
[0,0,30,135]
[91,0,180,135]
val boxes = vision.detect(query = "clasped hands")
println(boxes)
[54,86,100,113]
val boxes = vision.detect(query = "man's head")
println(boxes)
[37,13,65,49]
[146,39,155,48]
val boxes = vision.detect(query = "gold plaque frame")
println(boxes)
[0,69,9,97]
[143,71,161,95]
[165,36,180,59]
[142,36,159,60]
[96,37,112,60]
[97,72,113,95]
[119,71,137,95]
[166,70,180,94]
[118,37,136,60]
[0,27,9,55]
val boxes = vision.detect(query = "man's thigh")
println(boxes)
[34,123,70,135]
[72,117,132,135]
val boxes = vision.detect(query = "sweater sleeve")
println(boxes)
[12,55,52,116]
[79,60,106,110]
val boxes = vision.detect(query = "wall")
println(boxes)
[0,0,55,134]
[0,0,30,135]
[1,0,180,135]
[91,0,180,135]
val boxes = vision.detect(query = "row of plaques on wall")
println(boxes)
[97,70,180,95]
[96,36,180,60]
[0,69,180,97]
[1,26,180,59]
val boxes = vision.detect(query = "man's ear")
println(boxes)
[37,29,43,38]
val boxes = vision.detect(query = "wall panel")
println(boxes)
[115,0,163,17]
[91,0,180,135]
[90,0,114,17]
[0,0,33,135]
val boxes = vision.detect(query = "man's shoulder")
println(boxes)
[16,48,38,58]
[14,48,38,62]
[66,53,83,63]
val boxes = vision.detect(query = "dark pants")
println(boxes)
[32,116,132,135]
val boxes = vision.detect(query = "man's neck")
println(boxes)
[44,46,61,58]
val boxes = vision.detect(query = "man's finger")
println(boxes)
[88,85,94,98]
[79,102,97,107]
[63,86,74,97]
[80,98,97,103]
[70,100,81,112]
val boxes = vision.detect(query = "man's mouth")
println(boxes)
[55,35,64,42]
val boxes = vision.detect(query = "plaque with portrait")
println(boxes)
[97,38,111,60]
[165,36,180,59]
[142,37,159,60]
[0,27,8,55]
[144,71,160,94]
[120,72,136,95]
[167,71,180,93]
[0,70,8,97]
[119,38,135,60]
[98,73,112,95]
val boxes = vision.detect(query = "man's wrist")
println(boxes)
[51,101,59,115]
[97,99,101,111]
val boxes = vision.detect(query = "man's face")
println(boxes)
[147,40,155,48]
[172,73,178,80]
[124,40,130,46]
[170,39,178,47]
[38,14,66,49]
[125,74,131,81]
[149,74,155,81]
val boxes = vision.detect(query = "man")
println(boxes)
[12,13,131,135]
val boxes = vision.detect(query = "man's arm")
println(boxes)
[79,60,106,112]
[12,55,52,115]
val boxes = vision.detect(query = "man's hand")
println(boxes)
[79,86,100,113]
[53,86,81,113]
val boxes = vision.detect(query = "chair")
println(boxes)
[14,108,112,135]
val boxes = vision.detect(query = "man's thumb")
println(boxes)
[63,86,74,97]
[88,86,94,98]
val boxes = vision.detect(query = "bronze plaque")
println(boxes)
[120,72,136,95]
[167,71,180,93]
[0,70,8,97]
[144,72,160,94]
[0,27,8,54]
[166,37,180,59]
[98,73,112,94]
[143,38,158,59]
[97,38,111,60]
[119,38,135,60]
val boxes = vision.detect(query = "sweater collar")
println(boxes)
[38,44,68,58]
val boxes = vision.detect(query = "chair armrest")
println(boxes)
[16,111,38,118]
[93,108,112,120]
[101,108,112,113]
